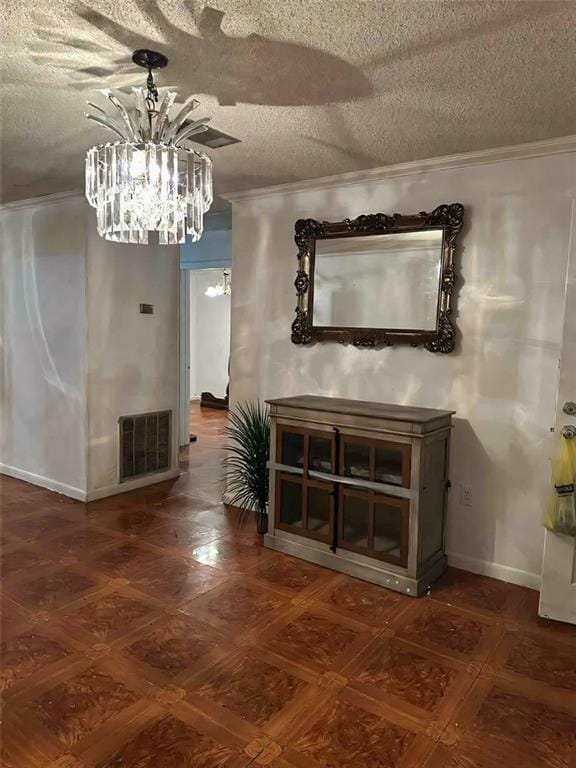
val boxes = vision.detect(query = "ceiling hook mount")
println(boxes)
[132,49,168,105]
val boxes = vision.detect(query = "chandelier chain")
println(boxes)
[145,68,159,115]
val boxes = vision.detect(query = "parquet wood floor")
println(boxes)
[1,404,575,767]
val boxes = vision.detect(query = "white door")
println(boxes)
[178,269,191,447]
[539,209,576,625]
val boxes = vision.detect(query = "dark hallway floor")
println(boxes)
[1,405,576,767]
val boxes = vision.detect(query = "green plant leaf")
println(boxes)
[223,400,270,517]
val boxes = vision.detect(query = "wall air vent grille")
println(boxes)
[119,410,171,482]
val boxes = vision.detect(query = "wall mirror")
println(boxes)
[291,204,464,353]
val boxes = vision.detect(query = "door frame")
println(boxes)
[178,268,191,447]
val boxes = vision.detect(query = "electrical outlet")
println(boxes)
[460,484,473,507]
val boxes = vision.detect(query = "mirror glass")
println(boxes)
[313,229,444,331]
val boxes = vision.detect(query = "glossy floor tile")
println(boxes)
[1,403,575,767]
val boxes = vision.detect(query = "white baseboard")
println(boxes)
[0,464,87,501]
[0,464,182,503]
[447,551,541,591]
[86,468,181,501]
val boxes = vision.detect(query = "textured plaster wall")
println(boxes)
[0,194,180,498]
[0,197,88,494]
[229,152,576,586]
[86,222,180,493]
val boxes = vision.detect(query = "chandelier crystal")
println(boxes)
[84,50,213,244]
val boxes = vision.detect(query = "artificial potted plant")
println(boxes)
[225,401,270,534]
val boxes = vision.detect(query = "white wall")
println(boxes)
[0,193,181,500]
[86,224,180,494]
[0,195,88,496]
[229,146,576,588]
[189,269,231,399]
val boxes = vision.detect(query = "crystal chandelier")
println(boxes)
[205,269,231,297]
[84,49,213,245]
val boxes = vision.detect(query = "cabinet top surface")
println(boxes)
[266,395,455,423]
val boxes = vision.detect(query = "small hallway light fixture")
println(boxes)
[205,269,231,297]
[85,49,213,244]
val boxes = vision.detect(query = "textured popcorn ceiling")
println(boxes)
[1,0,575,204]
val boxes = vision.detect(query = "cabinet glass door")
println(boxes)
[275,473,333,543]
[307,484,331,538]
[277,426,334,473]
[343,442,371,480]
[341,492,370,548]
[375,446,405,486]
[280,431,304,468]
[338,488,408,566]
[309,435,333,473]
[341,436,410,487]
[374,500,403,561]
[278,476,303,528]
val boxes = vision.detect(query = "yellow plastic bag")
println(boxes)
[543,434,576,537]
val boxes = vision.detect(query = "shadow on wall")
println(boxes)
[28,3,372,107]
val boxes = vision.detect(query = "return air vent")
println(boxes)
[119,410,171,482]
[183,124,241,149]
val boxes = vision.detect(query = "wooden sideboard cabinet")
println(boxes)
[265,395,454,597]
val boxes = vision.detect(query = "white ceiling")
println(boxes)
[1,0,575,204]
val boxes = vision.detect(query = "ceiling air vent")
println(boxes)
[184,124,241,150]
[119,410,171,482]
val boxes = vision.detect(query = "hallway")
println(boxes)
[1,408,576,767]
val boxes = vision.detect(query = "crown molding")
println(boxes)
[0,189,84,213]
[222,135,576,204]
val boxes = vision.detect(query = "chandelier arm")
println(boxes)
[132,88,149,141]
[85,113,127,141]
[105,91,140,142]
[173,117,212,146]
[174,126,209,148]
[164,96,200,142]
[153,91,177,142]
[86,102,130,139]
[177,125,209,141]
[86,100,107,116]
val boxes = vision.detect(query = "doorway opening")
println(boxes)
[178,210,232,449]
[189,267,231,440]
